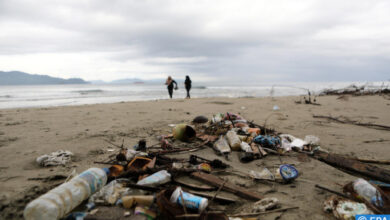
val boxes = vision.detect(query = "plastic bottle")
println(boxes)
[213,135,231,155]
[136,170,171,187]
[170,187,208,213]
[226,130,241,151]
[24,168,108,220]
[353,178,383,207]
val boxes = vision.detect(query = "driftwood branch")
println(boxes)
[313,151,390,183]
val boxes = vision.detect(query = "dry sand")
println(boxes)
[0,95,389,219]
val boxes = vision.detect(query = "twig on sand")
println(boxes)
[315,184,349,199]
[0,176,21,182]
[313,115,390,131]
[103,139,123,148]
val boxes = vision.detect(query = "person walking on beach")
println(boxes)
[165,76,178,99]
[184,75,192,98]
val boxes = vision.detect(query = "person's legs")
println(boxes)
[168,88,173,98]
[186,89,190,98]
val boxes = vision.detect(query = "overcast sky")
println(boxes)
[0,0,389,83]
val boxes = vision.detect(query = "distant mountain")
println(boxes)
[88,80,106,84]
[0,71,88,85]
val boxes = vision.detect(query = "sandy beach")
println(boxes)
[1,95,389,219]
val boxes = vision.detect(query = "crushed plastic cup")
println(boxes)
[213,135,231,155]
[249,168,274,180]
[170,187,208,213]
[252,197,279,212]
[276,164,298,182]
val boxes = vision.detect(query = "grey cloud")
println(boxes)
[0,0,389,82]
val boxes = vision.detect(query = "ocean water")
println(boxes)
[0,82,386,109]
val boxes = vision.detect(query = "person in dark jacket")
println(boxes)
[165,76,178,99]
[184,75,192,98]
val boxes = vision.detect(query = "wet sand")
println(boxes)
[0,95,389,219]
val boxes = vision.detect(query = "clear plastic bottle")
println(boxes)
[353,178,383,207]
[24,168,108,220]
[226,130,241,151]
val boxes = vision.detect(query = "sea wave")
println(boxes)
[73,89,105,95]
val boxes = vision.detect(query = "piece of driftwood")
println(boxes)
[258,145,268,157]
[313,115,390,131]
[191,172,263,200]
[174,178,216,191]
[228,207,299,217]
[319,84,390,96]
[352,158,390,165]
[313,151,390,183]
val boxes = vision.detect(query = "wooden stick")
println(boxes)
[228,207,299,217]
[179,190,188,215]
[103,139,122,148]
[315,184,349,199]
[200,180,227,216]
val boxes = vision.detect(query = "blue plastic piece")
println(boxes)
[102,167,110,175]
[253,135,281,148]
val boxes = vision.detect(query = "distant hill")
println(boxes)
[0,71,88,85]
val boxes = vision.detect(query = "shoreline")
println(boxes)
[1,81,387,110]
[1,95,389,219]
